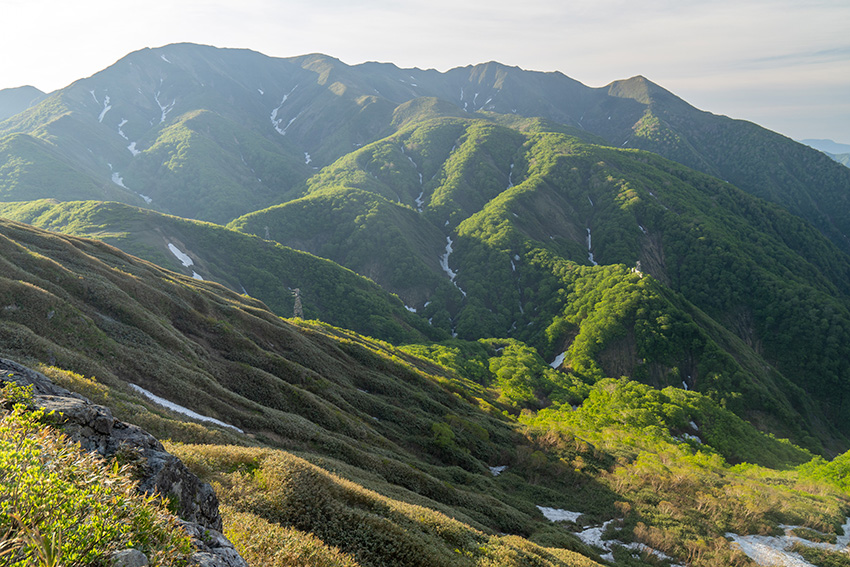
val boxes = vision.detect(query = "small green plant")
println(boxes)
[0,405,192,566]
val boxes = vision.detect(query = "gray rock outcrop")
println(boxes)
[0,358,247,567]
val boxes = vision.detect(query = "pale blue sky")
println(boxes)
[1,0,848,142]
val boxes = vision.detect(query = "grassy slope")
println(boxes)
[0,200,441,345]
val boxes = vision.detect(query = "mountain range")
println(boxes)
[2,42,850,567]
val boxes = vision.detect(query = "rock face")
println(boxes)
[0,358,248,567]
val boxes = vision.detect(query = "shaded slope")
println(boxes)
[0,85,46,121]
[0,199,440,344]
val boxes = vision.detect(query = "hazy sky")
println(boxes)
[1,0,848,142]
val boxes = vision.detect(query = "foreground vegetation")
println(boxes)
[0,384,191,566]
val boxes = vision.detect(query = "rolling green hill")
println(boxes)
[3,217,850,567]
[230,113,850,452]
[0,199,440,344]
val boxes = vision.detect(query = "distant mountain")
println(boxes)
[0,43,848,251]
[832,153,850,167]
[800,139,850,168]
[0,85,45,121]
[801,138,850,155]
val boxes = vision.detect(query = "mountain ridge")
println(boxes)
[3,42,850,566]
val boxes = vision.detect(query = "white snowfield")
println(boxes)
[111,172,128,189]
[537,506,581,523]
[540,508,686,565]
[549,352,567,369]
[129,384,243,433]
[489,465,508,476]
[167,243,194,267]
[727,517,850,567]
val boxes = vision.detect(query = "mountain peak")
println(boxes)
[0,85,46,121]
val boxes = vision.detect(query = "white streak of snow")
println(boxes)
[415,191,425,212]
[160,54,171,63]
[167,243,194,267]
[111,172,128,189]
[98,96,112,123]
[727,517,850,567]
[586,228,598,266]
[117,119,128,140]
[139,194,152,204]
[270,85,298,135]
[129,384,243,433]
[192,271,203,281]
[440,237,458,280]
[439,237,467,297]
[304,152,311,165]
[154,91,176,124]
[550,352,567,369]
[127,142,140,156]
[89,90,98,104]
[404,305,416,313]
[538,506,582,523]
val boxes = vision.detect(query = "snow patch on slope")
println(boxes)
[550,352,567,369]
[129,384,242,433]
[98,95,112,123]
[110,171,128,189]
[270,85,298,135]
[167,243,194,267]
[154,91,176,124]
[727,517,850,567]
[537,507,581,523]
[586,228,598,266]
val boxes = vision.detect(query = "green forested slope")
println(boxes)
[230,113,850,451]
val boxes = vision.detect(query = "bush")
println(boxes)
[0,391,192,566]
